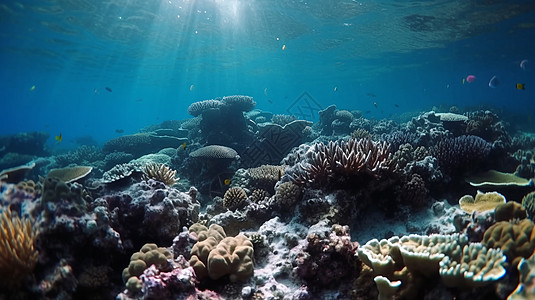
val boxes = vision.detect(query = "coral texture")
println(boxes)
[0,209,38,288]
[142,163,179,186]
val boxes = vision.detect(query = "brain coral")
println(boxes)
[482,219,535,267]
[189,224,254,282]
[187,99,223,117]
[189,145,238,159]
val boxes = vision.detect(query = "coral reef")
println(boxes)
[0,209,38,288]
[141,163,179,186]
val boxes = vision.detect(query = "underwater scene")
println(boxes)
[1,0,535,299]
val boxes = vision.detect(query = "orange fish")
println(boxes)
[182,142,186,150]
[224,179,231,185]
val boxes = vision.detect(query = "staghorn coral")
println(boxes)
[0,209,39,288]
[187,99,223,117]
[142,163,179,186]
[351,128,371,139]
[223,187,248,209]
[290,138,395,188]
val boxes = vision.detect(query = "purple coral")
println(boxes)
[430,135,492,174]
[294,225,360,287]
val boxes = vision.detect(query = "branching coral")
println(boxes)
[0,209,39,288]
[142,163,179,186]
[291,138,395,188]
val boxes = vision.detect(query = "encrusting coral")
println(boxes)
[0,209,39,288]
[142,163,179,186]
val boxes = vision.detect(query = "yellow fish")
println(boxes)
[182,142,187,150]
[462,78,465,85]
[282,44,286,50]
[517,83,526,90]
[30,85,36,91]
[55,133,62,143]
[224,179,231,185]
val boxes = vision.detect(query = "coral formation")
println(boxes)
[0,209,39,288]
[482,219,535,267]
[142,163,178,186]
[47,166,93,183]
[189,145,239,159]
[223,187,248,209]
[274,181,301,207]
[522,191,535,219]
[458,191,506,214]
[290,138,395,188]
[122,243,173,293]
[189,224,254,282]
[187,99,223,117]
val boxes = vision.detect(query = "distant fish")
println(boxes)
[224,179,231,185]
[93,88,99,94]
[517,83,526,90]
[136,98,142,102]
[466,75,476,83]
[394,104,399,108]
[264,88,268,96]
[105,87,112,92]
[115,129,124,133]
[181,142,187,150]
[190,84,195,91]
[267,99,273,104]
[365,110,371,114]
[334,86,338,92]
[282,44,286,50]
[30,85,36,91]
[55,133,62,143]
[520,59,529,71]
[488,76,499,88]
[366,93,376,98]
[373,102,378,108]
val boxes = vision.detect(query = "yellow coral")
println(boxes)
[0,209,39,288]
[459,191,506,214]
[482,219,535,267]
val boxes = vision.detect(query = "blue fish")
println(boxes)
[488,76,499,88]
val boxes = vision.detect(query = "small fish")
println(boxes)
[264,88,268,96]
[373,102,378,108]
[488,75,499,88]
[136,98,142,102]
[55,133,62,143]
[462,78,466,85]
[334,86,338,92]
[93,88,99,94]
[267,99,273,104]
[394,104,399,108]
[517,83,526,90]
[282,44,286,50]
[190,84,195,91]
[105,87,112,92]
[30,85,36,91]
[466,75,476,83]
[365,110,371,114]
[115,129,124,133]
[366,93,376,98]
[224,179,231,185]
[181,142,187,150]
[520,59,529,71]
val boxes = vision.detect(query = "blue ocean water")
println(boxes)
[1,0,534,148]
